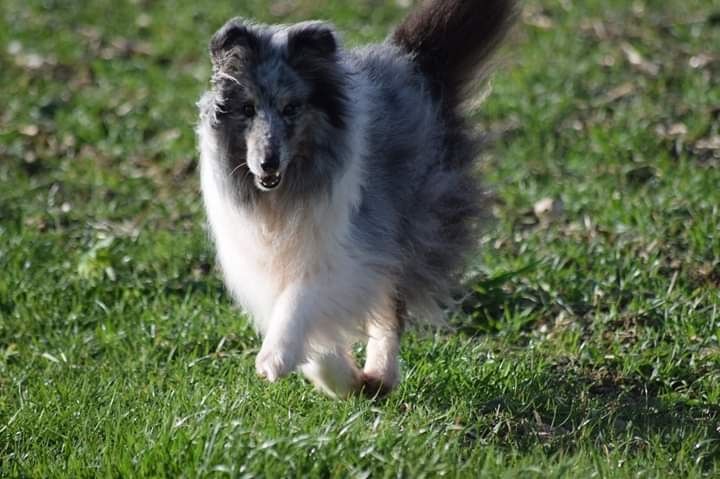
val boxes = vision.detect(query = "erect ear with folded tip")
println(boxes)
[209,17,259,64]
[286,21,339,59]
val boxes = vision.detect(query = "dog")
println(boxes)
[197,0,515,398]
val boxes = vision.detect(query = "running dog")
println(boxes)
[197,0,515,397]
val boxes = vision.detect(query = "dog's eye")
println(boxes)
[214,101,227,115]
[242,103,256,118]
[282,103,301,117]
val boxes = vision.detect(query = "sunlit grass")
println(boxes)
[1,0,719,477]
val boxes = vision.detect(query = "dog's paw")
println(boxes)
[361,370,398,399]
[301,353,363,399]
[255,343,301,382]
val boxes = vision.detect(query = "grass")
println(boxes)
[1,0,720,476]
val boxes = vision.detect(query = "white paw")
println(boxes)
[255,341,301,382]
[301,353,362,399]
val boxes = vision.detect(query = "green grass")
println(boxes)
[2,0,720,476]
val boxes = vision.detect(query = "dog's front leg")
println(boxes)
[255,282,315,382]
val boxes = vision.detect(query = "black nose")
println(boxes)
[260,153,279,173]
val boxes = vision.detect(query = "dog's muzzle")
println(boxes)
[256,172,282,191]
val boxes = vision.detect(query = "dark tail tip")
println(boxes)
[392,0,517,108]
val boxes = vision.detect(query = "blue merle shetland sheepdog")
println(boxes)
[197,0,516,398]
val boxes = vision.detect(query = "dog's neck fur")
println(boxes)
[199,107,354,212]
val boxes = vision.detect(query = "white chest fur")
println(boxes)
[198,125,366,335]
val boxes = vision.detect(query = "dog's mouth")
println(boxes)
[255,172,282,191]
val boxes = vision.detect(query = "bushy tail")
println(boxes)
[392,0,516,108]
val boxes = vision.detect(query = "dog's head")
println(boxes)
[206,18,348,193]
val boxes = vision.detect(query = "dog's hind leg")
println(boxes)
[362,296,405,398]
[300,348,362,399]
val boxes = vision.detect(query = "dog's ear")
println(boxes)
[210,18,259,64]
[286,22,339,59]
[285,22,347,129]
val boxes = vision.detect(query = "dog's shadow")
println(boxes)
[405,267,720,465]
[405,360,720,464]
[451,262,560,335]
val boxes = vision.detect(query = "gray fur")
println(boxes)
[199,1,516,395]
[199,19,484,322]
[347,44,480,319]
[200,20,351,205]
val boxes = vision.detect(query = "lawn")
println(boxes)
[1,0,720,477]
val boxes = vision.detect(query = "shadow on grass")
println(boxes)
[440,267,720,468]
[452,262,566,335]
[454,262,667,338]
[413,358,720,468]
